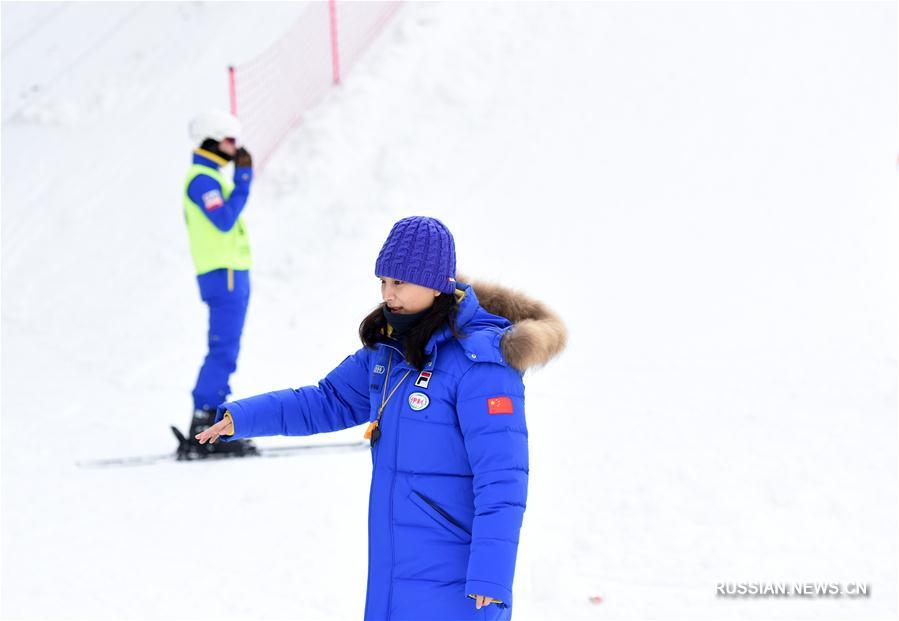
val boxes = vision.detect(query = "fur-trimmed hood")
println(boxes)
[454,273,568,372]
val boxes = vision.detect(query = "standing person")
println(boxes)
[196,216,567,618]
[174,109,258,460]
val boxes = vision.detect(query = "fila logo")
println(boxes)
[374,365,385,375]
[414,371,432,389]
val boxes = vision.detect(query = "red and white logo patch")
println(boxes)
[414,371,432,389]
[487,396,514,415]
[202,189,224,211]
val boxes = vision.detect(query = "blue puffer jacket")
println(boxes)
[215,277,566,620]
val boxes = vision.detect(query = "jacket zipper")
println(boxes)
[385,356,403,621]
[379,342,407,621]
[364,474,375,618]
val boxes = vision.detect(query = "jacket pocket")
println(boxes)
[408,490,471,543]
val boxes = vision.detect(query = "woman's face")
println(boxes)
[218,137,238,157]
[379,276,439,314]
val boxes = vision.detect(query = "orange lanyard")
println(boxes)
[364,350,411,445]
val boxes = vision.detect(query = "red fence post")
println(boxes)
[229,2,400,169]
[228,65,237,115]
[328,0,341,84]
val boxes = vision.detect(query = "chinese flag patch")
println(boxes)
[487,396,514,415]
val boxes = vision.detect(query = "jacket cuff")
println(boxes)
[222,411,235,436]
[234,167,253,185]
[464,579,512,609]
[215,403,245,441]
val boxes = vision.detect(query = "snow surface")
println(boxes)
[1,1,896,619]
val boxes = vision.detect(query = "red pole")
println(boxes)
[228,65,237,115]
[328,0,341,85]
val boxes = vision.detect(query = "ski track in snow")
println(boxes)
[1,2,896,619]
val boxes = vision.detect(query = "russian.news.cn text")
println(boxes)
[716,582,870,598]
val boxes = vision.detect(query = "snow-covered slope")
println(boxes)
[2,2,896,619]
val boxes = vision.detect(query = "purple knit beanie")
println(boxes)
[374,216,457,294]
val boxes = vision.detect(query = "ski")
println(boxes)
[77,436,370,469]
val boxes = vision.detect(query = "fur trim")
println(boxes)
[456,273,568,371]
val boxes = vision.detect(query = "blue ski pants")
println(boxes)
[192,268,250,411]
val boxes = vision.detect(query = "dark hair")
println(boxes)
[359,292,466,371]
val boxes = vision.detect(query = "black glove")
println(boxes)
[235,147,253,168]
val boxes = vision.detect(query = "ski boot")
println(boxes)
[173,408,259,460]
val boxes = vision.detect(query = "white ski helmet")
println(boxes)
[188,109,242,144]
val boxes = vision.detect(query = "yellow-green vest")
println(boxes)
[183,164,252,275]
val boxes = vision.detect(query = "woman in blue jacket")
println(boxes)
[197,216,567,620]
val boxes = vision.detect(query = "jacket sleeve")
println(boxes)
[214,347,371,439]
[455,362,528,608]
[186,168,253,233]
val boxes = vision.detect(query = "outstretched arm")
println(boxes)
[203,348,372,441]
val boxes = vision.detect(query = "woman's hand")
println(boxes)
[195,418,233,444]
[473,594,499,609]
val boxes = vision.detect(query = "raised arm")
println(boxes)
[186,167,253,233]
